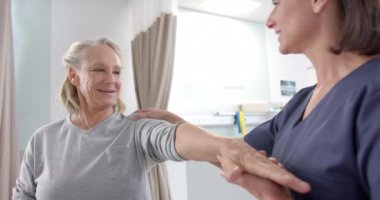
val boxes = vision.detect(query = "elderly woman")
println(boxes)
[134,0,380,199]
[12,38,309,200]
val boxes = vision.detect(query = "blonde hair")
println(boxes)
[60,37,126,115]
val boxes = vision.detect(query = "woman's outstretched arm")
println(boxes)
[134,109,310,199]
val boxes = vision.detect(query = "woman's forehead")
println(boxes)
[81,45,121,65]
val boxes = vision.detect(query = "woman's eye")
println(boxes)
[93,69,104,72]
[113,71,121,75]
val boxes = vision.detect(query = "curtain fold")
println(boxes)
[0,0,19,199]
[132,13,177,109]
[131,13,177,200]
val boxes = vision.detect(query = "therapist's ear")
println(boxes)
[311,0,330,13]
[68,67,78,86]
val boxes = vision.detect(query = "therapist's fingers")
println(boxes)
[258,150,267,157]
[133,108,185,124]
[132,108,161,120]
[133,108,156,116]
[134,108,156,113]
[269,157,283,167]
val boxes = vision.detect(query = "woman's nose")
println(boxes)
[104,72,115,84]
[266,18,276,29]
[266,9,276,29]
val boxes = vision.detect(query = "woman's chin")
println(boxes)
[96,101,118,110]
[279,46,291,55]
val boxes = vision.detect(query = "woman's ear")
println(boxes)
[311,0,330,13]
[68,67,78,86]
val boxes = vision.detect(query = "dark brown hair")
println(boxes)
[331,0,380,55]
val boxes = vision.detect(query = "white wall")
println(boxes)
[50,0,137,121]
[170,9,270,115]
[187,161,253,200]
[166,161,188,200]
[12,0,51,149]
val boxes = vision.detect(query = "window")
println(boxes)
[169,9,270,115]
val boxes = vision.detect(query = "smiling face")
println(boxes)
[266,0,319,54]
[69,44,122,112]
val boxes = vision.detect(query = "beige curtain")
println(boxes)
[0,0,19,199]
[132,13,177,200]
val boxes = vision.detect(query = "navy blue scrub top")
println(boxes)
[245,57,380,200]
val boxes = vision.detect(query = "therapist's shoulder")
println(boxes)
[123,112,169,124]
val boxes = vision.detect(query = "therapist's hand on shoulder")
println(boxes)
[133,108,185,124]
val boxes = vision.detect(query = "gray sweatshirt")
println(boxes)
[13,112,184,200]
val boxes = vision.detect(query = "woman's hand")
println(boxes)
[218,150,294,200]
[216,138,310,195]
[133,108,184,124]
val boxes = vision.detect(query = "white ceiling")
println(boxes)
[178,0,273,24]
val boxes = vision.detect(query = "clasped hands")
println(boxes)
[133,108,310,200]
[216,138,310,200]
